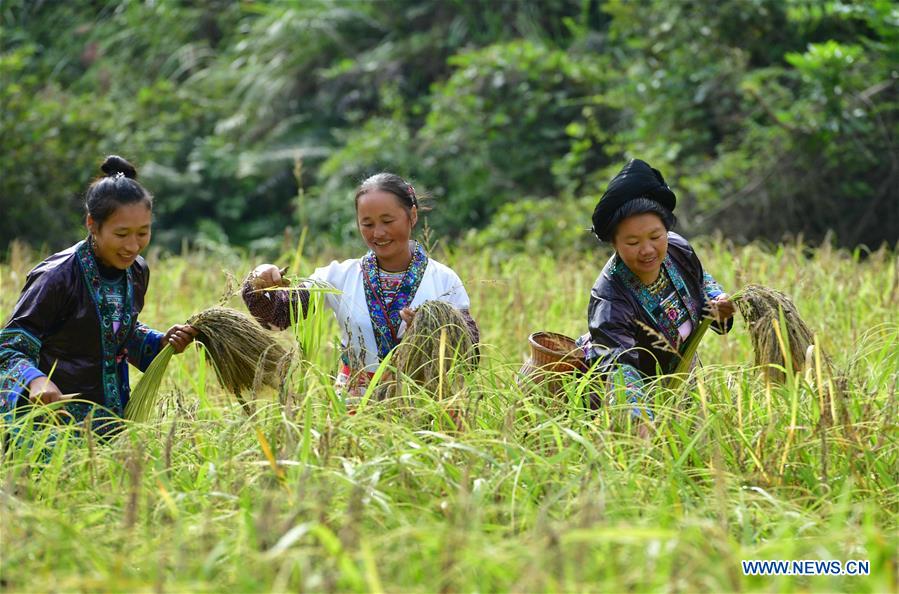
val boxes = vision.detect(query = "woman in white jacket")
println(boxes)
[242,173,478,399]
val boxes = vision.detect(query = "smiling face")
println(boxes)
[611,212,668,285]
[87,202,152,269]
[356,189,417,271]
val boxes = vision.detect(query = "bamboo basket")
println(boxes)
[518,331,586,396]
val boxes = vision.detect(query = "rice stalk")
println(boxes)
[393,301,477,397]
[188,307,293,414]
[124,344,175,422]
[666,318,712,389]
[126,307,294,421]
[733,284,824,382]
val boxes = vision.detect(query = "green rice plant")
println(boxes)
[666,318,712,389]
[1,239,896,593]
[126,308,292,421]
[124,344,175,422]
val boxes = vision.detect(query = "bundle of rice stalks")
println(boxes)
[393,301,477,397]
[188,307,292,413]
[124,344,174,422]
[733,284,822,382]
[125,307,292,421]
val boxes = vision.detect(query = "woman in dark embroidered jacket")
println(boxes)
[0,156,196,434]
[578,159,736,425]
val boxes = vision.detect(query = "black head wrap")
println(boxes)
[591,159,676,241]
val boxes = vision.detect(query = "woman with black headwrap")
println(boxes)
[577,159,735,427]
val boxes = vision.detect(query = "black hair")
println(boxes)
[84,155,153,226]
[606,197,677,242]
[354,172,430,215]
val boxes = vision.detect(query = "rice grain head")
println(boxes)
[393,301,477,397]
[188,307,294,408]
[734,284,824,382]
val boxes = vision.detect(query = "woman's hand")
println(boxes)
[400,307,416,326]
[248,264,290,290]
[708,294,735,323]
[27,377,69,405]
[163,324,198,354]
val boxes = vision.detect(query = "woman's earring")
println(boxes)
[90,235,98,251]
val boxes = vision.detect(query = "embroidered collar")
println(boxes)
[612,253,701,349]
[360,241,428,359]
[75,239,136,414]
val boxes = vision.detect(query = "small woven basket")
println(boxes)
[527,332,586,373]
[517,331,587,398]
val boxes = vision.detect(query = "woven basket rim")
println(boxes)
[528,331,580,358]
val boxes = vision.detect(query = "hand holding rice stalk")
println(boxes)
[663,293,735,389]
[662,283,823,391]
[125,307,291,421]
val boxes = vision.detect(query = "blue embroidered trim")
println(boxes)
[0,328,44,412]
[703,272,725,300]
[609,363,654,420]
[75,240,135,417]
[126,323,163,371]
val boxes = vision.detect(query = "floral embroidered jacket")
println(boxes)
[0,240,163,430]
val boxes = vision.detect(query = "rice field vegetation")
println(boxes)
[1,237,896,593]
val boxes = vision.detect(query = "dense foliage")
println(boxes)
[1,0,896,251]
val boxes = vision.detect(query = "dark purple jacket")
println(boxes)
[2,241,157,408]
[587,233,732,378]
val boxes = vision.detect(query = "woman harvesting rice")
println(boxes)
[0,156,196,433]
[578,159,735,424]
[243,173,479,401]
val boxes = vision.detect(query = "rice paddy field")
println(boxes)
[1,237,897,593]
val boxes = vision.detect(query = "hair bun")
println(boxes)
[100,155,137,179]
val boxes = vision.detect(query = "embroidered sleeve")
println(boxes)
[575,334,654,419]
[701,272,734,335]
[241,274,310,331]
[702,272,726,300]
[126,322,164,371]
[583,289,658,419]
[586,296,644,371]
[0,329,46,411]
[576,332,604,365]
[0,267,72,411]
